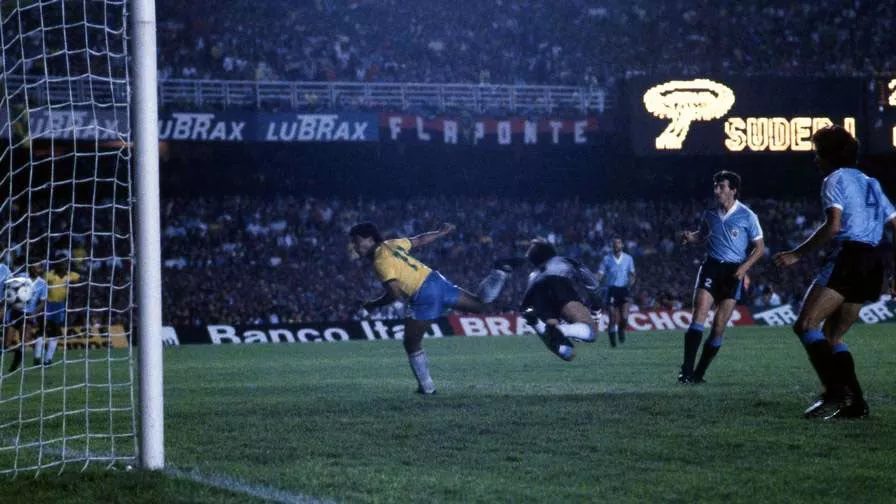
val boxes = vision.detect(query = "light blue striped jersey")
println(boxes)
[12,275,48,314]
[699,201,763,263]
[598,252,635,287]
[822,167,896,245]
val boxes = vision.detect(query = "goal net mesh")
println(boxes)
[0,0,136,475]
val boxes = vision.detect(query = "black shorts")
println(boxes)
[695,258,743,302]
[606,286,631,308]
[816,241,885,303]
[521,276,583,321]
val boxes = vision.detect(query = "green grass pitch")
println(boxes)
[2,325,895,503]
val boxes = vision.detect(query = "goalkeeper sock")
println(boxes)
[45,338,60,362]
[476,269,509,303]
[681,323,704,377]
[33,336,45,361]
[408,350,436,394]
[556,323,595,342]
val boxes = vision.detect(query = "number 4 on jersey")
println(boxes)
[866,183,880,210]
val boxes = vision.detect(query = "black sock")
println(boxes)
[681,324,704,376]
[693,335,722,380]
[831,348,863,399]
[617,324,626,343]
[8,348,23,373]
[804,339,836,393]
[608,330,617,347]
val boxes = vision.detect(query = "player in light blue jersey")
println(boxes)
[3,261,48,373]
[597,237,635,347]
[774,125,896,420]
[678,171,765,384]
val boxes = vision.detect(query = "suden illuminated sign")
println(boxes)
[889,78,896,148]
[644,79,856,152]
[643,79,735,150]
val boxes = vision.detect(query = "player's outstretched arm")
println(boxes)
[362,280,404,311]
[774,207,841,268]
[409,223,455,248]
[679,229,701,245]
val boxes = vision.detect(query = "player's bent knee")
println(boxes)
[562,322,595,342]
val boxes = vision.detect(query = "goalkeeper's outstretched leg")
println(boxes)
[518,238,601,361]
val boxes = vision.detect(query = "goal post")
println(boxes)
[0,0,164,474]
[132,0,164,471]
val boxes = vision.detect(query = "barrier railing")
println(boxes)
[5,75,610,114]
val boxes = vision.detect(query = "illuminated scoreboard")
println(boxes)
[867,77,896,153]
[628,77,865,156]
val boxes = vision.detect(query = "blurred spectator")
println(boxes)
[12,1,890,86]
[149,1,894,83]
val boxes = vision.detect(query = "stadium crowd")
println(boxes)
[154,0,896,84]
[5,1,894,84]
[159,195,844,326]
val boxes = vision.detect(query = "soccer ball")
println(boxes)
[5,277,34,310]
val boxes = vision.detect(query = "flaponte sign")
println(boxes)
[631,77,863,155]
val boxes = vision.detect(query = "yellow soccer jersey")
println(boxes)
[372,238,432,297]
[45,271,81,302]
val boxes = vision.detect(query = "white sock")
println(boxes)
[477,269,509,303]
[33,337,44,360]
[557,344,574,360]
[533,320,547,334]
[408,350,436,393]
[45,338,59,361]
[557,323,595,342]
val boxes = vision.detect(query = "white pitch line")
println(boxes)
[166,466,336,504]
[2,436,334,504]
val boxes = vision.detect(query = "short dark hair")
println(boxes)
[527,238,557,266]
[812,125,858,168]
[713,170,741,198]
[349,222,382,242]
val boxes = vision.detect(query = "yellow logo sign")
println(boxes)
[643,79,735,150]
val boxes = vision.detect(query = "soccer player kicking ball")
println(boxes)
[774,125,895,420]
[519,238,600,361]
[678,171,764,384]
[350,221,510,395]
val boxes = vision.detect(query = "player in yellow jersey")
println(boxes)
[350,221,511,395]
[33,262,80,366]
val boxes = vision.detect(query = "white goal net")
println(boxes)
[0,0,137,474]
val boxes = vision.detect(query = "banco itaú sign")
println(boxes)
[643,79,855,152]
